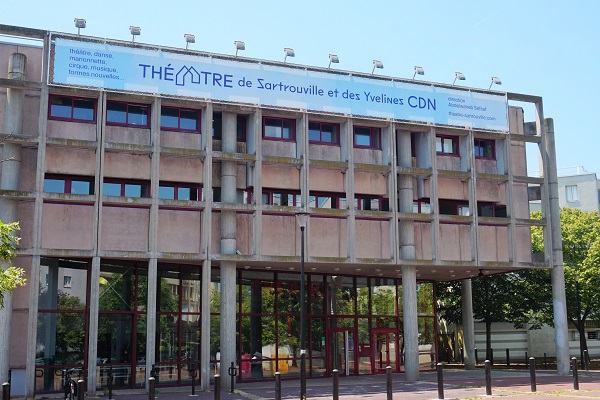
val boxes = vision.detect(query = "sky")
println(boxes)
[1,0,598,176]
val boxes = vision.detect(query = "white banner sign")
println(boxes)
[52,38,508,131]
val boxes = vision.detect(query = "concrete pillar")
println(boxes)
[544,118,569,374]
[402,265,419,381]
[200,260,211,390]
[461,279,476,369]
[0,52,26,384]
[220,111,237,389]
[146,259,158,385]
[86,257,101,394]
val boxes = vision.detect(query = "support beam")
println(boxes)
[461,279,476,369]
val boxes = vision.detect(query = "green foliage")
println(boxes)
[0,220,26,308]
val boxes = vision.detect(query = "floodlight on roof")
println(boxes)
[184,33,195,50]
[234,41,245,56]
[130,26,141,42]
[489,76,502,90]
[284,47,295,63]
[74,18,86,35]
[412,66,424,80]
[371,60,384,74]
[328,54,339,69]
[452,71,466,86]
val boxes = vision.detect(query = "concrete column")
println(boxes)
[0,52,26,384]
[461,279,476,369]
[220,112,237,389]
[402,265,419,381]
[146,259,158,385]
[87,257,101,394]
[200,260,211,389]
[544,118,569,374]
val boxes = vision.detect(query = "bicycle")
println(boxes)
[61,368,81,400]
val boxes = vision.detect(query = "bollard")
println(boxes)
[475,348,478,365]
[275,372,282,400]
[436,363,444,400]
[544,353,547,370]
[77,379,85,400]
[214,374,221,400]
[386,365,393,400]
[506,348,510,367]
[572,357,579,390]
[484,360,492,396]
[148,377,155,400]
[490,348,494,365]
[525,351,528,366]
[190,365,198,396]
[584,350,590,371]
[228,361,237,394]
[3,383,10,400]
[460,348,464,364]
[332,369,339,400]
[108,367,114,400]
[529,357,536,392]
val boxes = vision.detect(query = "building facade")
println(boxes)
[0,24,569,397]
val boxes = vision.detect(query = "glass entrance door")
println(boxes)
[329,329,355,376]
[372,329,398,373]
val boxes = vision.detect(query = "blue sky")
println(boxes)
[2,0,598,175]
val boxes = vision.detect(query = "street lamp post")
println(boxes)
[295,211,309,400]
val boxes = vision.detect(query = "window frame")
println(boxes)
[566,185,578,202]
[477,202,507,218]
[353,126,381,150]
[474,138,495,160]
[436,135,459,156]
[48,94,97,123]
[158,182,202,201]
[43,174,95,195]
[308,121,340,146]
[106,100,151,128]
[262,189,302,206]
[262,116,296,142]
[355,194,389,211]
[212,112,247,142]
[439,199,470,216]
[160,106,201,133]
[103,178,151,198]
[309,192,345,209]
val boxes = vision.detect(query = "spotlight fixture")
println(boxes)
[328,54,339,69]
[412,66,424,80]
[129,26,141,42]
[234,41,245,56]
[452,72,466,86]
[284,47,295,63]
[74,18,86,35]
[184,33,195,50]
[489,76,502,90]
[371,60,384,74]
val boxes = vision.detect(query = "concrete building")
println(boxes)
[0,24,569,397]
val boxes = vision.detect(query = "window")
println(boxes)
[355,195,389,211]
[49,95,96,122]
[63,276,72,288]
[212,112,247,141]
[439,199,469,215]
[263,117,295,140]
[477,203,507,217]
[436,135,458,155]
[161,107,200,132]
[159,182,201,201]
[413,199,431,214]
[354,126,381,149]
[309,122,340,145]
[106,101,150,127]
[474,139,495,159]
[566,185,578,202]
[309,192,345,209]
[103,179,150,198]
[211,187,251,204]
[44,175,95,195]
[262,189,301,206]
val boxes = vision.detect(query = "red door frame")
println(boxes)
[371,328,399,374]
[326,327,358,376]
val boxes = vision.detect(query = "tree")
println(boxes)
[532,208,600,363]
[0,220,26,308]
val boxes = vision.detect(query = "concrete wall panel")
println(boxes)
[45,147,95,177]
[105,126,151,146]
[17,202,35,249]
[309,168,344,193]
[46,120,97,141]
[439,224,471,261]
[414,222,432,260]
[23,95,40,136]
[103,152,151,180]
[436,155,461,171]
[261,165,300,190]
[353,148,382,165]
[512,183,531,219]
[436,178,468,200]
[159,156,203,184]
[510,141,527,177]
[508,107,524,135]
[354,171,387,196]
[236,213,253,255]
[475,180,502,203]
[355,219,390,259]
[515,226,533,263]
[157,209,201,253]
[19,147,37,191]
[160,130,202,150]
[262,141,296,158]
[261,215,297,256]
[41,203,94,250]
[100,206,149,251]
[309,217,346,257]
[308,143,341,162]
[478,225,509,262]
